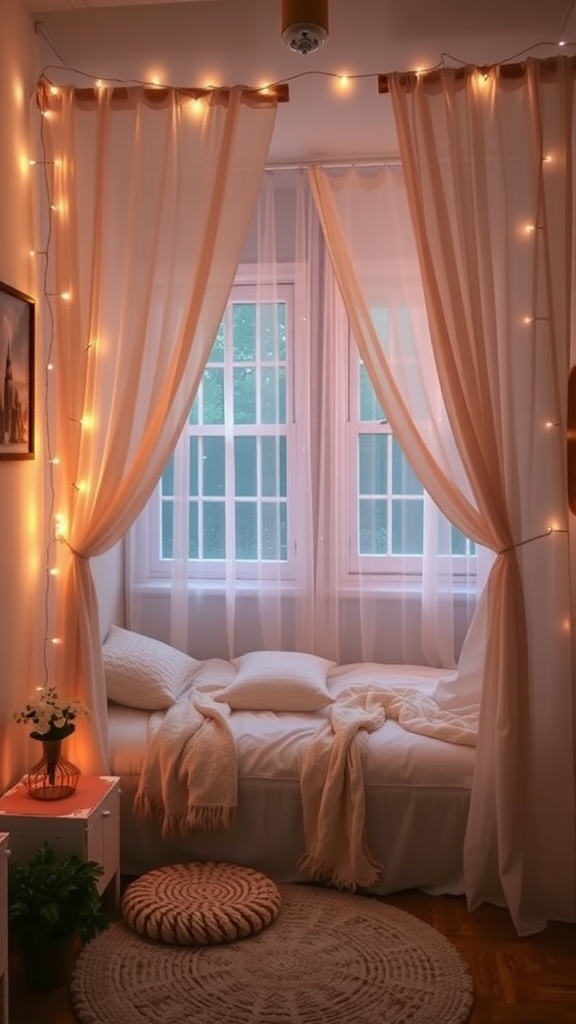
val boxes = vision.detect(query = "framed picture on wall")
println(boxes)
[0,281,35,459]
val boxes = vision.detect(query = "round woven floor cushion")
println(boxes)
[121,862,282,945]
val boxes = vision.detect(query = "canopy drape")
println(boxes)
[308,164,492,675]
[385,58,576,934]
[38,81,277,773]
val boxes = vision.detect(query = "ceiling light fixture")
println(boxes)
[281,0,329,55]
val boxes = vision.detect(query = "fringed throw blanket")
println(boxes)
[134,685,237,837]
[298,686,478,891]
[298,689,387,891]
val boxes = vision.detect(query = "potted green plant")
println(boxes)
[8,840,109,991]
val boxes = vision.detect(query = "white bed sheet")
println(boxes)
[108,662,474,895]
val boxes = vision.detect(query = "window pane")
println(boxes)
[234,436,257,497]
[202,501,225,558]
[161,500,173,558]
[261,501,287,560]
[201,368,224,425]
[450,525,475,556]
[259,302,286,361]
[202,436,225,496]
[261,436,286,497]
[235,501,257,559]
[233,303,256,361]
[392,438,422,495]
[161,457,174,496]
[359,434,386,495]
[234,367,256,424]
[359,364,385,423]
[359,498,387,554]
[209,321,225,363]
[261,367,286,424]
[392,499,423,554]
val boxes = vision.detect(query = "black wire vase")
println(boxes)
[25,724,81,800]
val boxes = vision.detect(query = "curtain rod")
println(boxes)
[265,156,401,171]
[378,54,576,92]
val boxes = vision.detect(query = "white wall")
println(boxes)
[0,0,43,788]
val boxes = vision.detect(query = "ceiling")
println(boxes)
[27,0,576,162]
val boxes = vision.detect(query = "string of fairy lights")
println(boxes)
[28,36,574,680]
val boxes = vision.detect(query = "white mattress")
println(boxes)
[108,663,474,895]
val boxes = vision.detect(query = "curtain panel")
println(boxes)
[385,57,576,934]
[37,80,277,772]
[308,164,491,675]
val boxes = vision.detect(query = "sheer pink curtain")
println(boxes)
[38,81,277,772]
[309,164,489,674]
[386,58,576,933]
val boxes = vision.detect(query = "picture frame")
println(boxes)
[0,280,35,459]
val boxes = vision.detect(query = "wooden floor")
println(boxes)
[8,887,576,1024]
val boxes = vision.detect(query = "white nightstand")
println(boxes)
[0,776,121,905]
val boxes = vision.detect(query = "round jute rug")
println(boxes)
[71,884,474,1024]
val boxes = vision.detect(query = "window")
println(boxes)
[156,283,295,579]
[349,358,475,576]
[147,278,474,584]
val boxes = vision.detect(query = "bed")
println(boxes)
[104,626,476,896]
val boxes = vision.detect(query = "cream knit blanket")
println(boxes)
[298,685,478,890]
[134,685,237,837]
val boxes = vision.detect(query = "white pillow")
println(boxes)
[217,650,335,711]
[103,625,199,710]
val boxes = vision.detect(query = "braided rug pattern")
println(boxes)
[72,884,474,1024]
[121,862,282,944]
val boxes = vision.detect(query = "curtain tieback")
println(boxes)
[498,526,568,555]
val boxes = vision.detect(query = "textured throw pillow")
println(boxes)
[217,650,335,711]
[103,625,199,710]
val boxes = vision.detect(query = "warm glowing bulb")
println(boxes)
[49,637,62,645]
[543,154,553,164]
[53,513,65,537]
[80,415,93,430]
[49,456,60,464]
[61,291,71,301]
[474,71,490,90]
[525,224,536,234]
[186,97,205,118]
[523,316,533,324]
[337,74,350,91]
[95,79,105,90]
[49,567,59,576]
[49,85,60,96]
